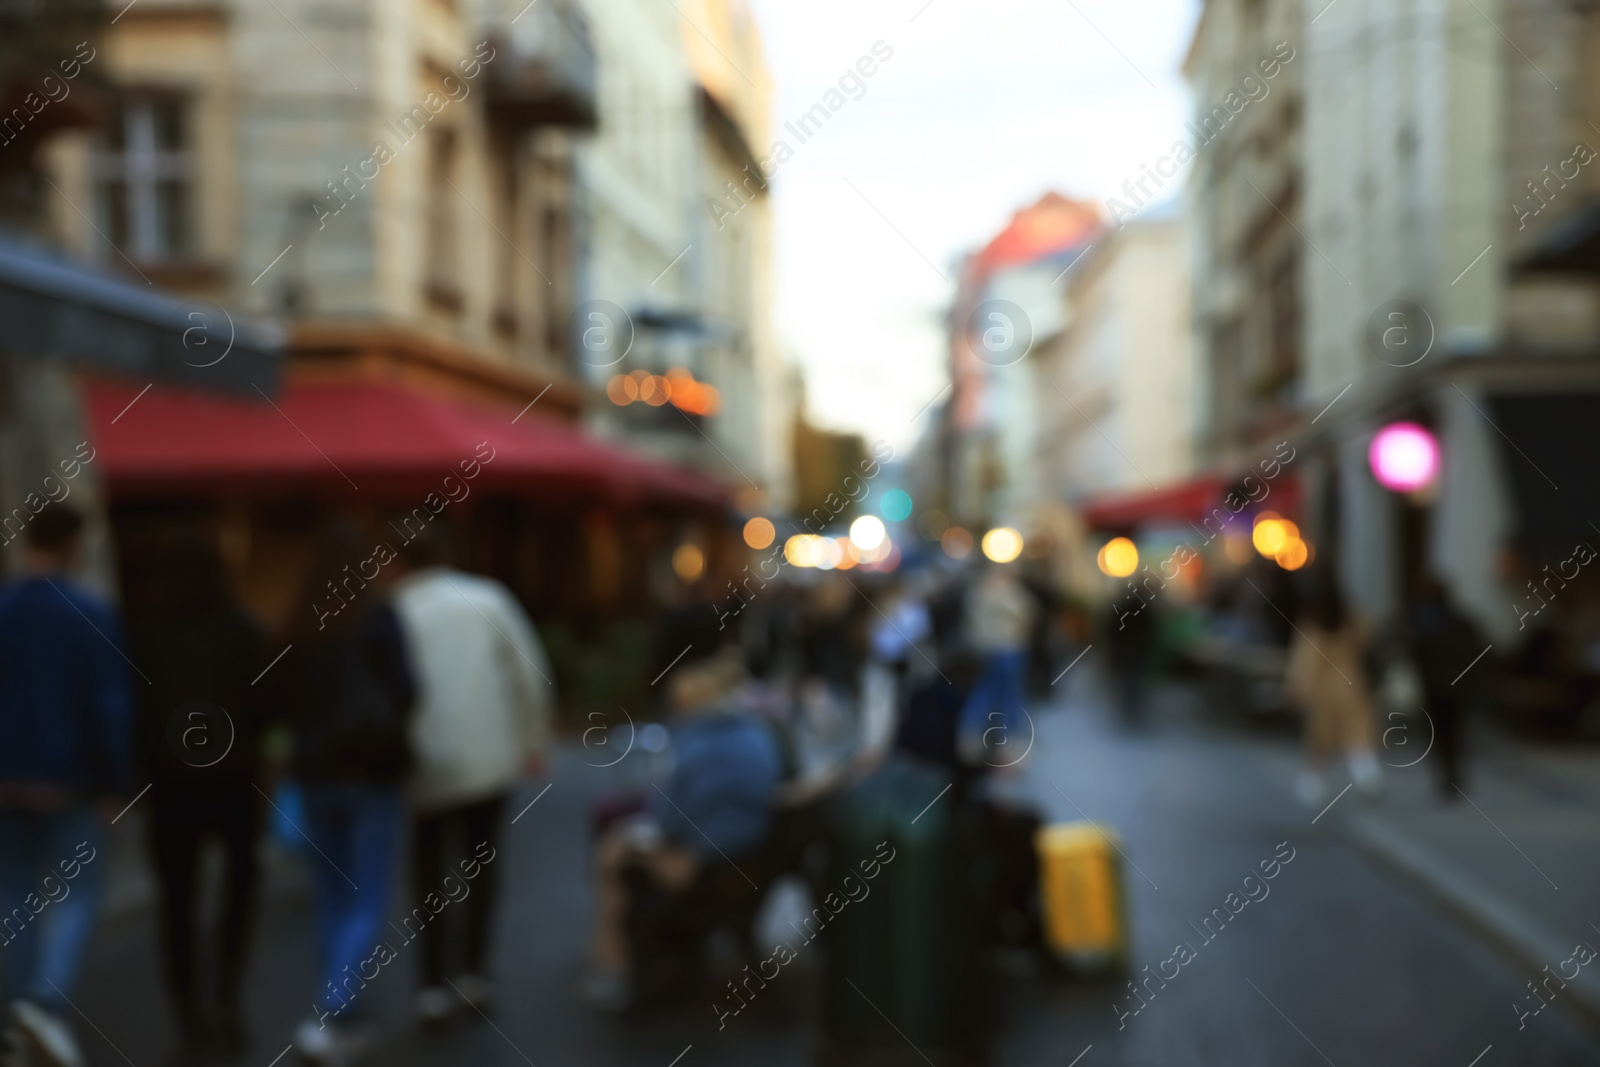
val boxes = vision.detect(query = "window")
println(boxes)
[425,128,461,305]
[95,96,193,262]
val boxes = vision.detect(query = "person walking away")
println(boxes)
[128,537,268,1050]
[278,521,416,1065]
[1401,573,1486,799]
[581,651,783,1011]
[0,507,134,1067]
[1284,571,1382,806]
[389,528,553,1024]
[958,563,1036,764]
[1107,590,1158,728]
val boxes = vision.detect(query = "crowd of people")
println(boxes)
[0,497,1500,1066]
[0,495,1067,1067]
[0,509,554,1067]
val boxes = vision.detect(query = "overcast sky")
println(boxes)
[744,0,1201,449]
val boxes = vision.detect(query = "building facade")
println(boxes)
[1189,0,1600,680]
[1035,207,1195,507]
[578,0,791,510]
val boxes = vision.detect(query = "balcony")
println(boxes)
[479,0,597,131]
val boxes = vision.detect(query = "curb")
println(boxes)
[1339,811,1600,1035]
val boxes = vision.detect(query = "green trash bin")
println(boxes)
[819,756,988,1062]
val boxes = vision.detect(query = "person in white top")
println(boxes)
[388,527,554,1025]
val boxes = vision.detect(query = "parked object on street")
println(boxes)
[1036,821,1130,974]
[820,754,988,1060]
[0,507,133,1067]
[390,527,554,1024]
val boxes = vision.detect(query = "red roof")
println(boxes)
[969,193,1102,285]
[85,378,728,508]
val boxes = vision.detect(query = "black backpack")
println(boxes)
[325,615,414,783]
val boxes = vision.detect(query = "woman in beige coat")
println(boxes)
[1284,572,1383,805]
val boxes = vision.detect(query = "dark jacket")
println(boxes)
[130,605,268,796]
[277,604,416,786]
[0,574,136,799]
[1405,598,1485,699]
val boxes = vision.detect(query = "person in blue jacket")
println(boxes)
[0,506,135,1067]
[582,649,782,1010]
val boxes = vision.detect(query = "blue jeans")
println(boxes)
[959,648,1029,759]
[298,784,402,1018]
[0,806,105,1010]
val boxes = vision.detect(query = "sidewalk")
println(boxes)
[1314,728,1600,1031]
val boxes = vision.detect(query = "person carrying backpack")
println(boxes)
[276,521,416,1066]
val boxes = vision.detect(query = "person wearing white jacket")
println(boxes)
[389,530,554,1024]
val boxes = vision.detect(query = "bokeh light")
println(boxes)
[671,543,704,581]
[816,537,844,570]
[1097,536,1139,578]
[881,489,913,522]
[1369,421,1439,492]
[849,514,887,551]
[1276,537,1310,570]
[743,517,775,550]
[1224,531,1255,564]
[941,526,973,559]
[784,534,819,567]
[981,526,1024,563]
[1252,514,1292,557]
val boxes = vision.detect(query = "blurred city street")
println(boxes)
[5,1,1600,1064]
[62,666,1600,1067]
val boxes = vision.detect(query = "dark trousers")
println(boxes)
[1432,697,1466,795]
[410,793,506,985]
[147,789,261,1021]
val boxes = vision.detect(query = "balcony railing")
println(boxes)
[478,0,597,130]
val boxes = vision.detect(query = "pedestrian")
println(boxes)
[279,521,416,1066]
[1284,570,1382,806]
[958,561,1036,764]
[581,650,782,1012]
[1401,572,1486,799]
[0,506,134,1067]
[388,526,553,1025]
[128,536,268,1050]
[1106,584,1158,727]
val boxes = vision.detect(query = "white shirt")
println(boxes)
[392,567,555,811]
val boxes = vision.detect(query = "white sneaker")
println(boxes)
[9,1001,84,1067]
[293,1015,374,1067]
[452,974,496,1013]
[414,987,456,1026]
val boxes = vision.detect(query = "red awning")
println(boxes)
[1081,472,1302,530]
[84,378,728,508]
[1082,477,1227,530]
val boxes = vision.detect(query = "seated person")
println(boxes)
[582,650,782,1010]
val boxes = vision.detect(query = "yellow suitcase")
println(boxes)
[1035,821,1129,971]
